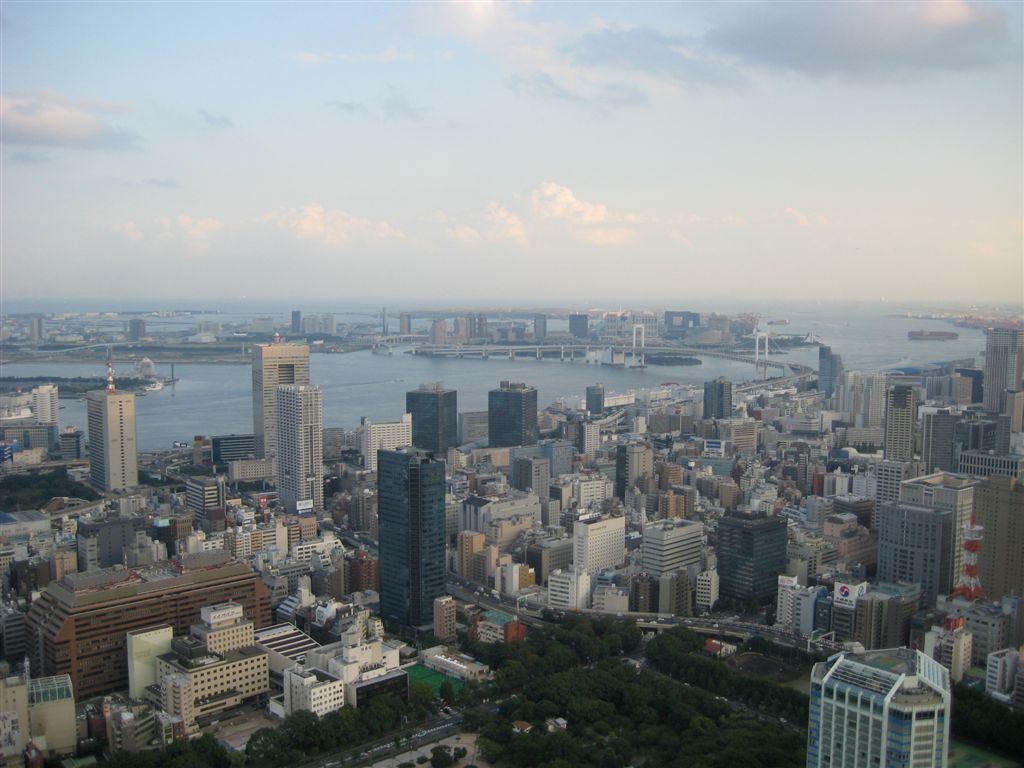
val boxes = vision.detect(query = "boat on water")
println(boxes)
[908,330,959,341]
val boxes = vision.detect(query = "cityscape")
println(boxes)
[2,3,1023,768]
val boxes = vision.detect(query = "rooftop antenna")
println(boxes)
[949,514,985,602]
[106,357,116,392]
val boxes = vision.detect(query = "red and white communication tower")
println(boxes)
[950,515,985,602]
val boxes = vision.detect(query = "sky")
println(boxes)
[1,1,1022,309]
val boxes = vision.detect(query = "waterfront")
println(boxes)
[0,309,984,450]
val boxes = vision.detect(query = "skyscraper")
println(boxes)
[883,383,916,461]
[252,342,310,459]
[876,502,953,605]
[818,346,844,400]
[488,381,538,448]
[921,410,959,473]
[975,476,1024,602]
[807,649,950,768]
[511,456,549,495]
[406,384,457,454]
[276,384,324,512]
[360,413,412,472]
[378,449,447,627]
[568,313,589,339]
[291,310,302,333]
[533,314,547,342]
[86,385,138,492]
[31,384,58,425]
[585,384,605,415]
[703,377,733,420]
[715,511,787,603]
[983,327,1023,412]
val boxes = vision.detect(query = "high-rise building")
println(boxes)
[615,442,653,500]
[399,313,412,335]
[533,314,547,342]
[291,310,302,333]
[458,411,489,444]
[86,387,138,492]
[360,413,412,472]
[77,515,151,571]
[585,384,605,415]
[572,514,625,575]
[921,410,959,473]
[406,384,457,454]
[252,343,310,459]
[211,433,256,463]
[511,456,550,496]
[488,381,538,448]
[983,327,1023,412]
[877,502,953,605]
[432,595,456,643]
[276,384,324,512]
[31,384,58,425]
[430,318,448,345]
[378,450,447,627]
[641,519,702,577]
[818,346,844,400]
[975,476,1024,602]
[24,552,272,699]
[807,649,950,768]
[569,313,589,339]
[29,316,45,343]
[883,383,916,461]
[715,511,787,603]
[703,377,733,420]
[127,318,146,341]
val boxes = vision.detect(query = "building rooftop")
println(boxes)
[480,610,516,626]
[28,674,74,704]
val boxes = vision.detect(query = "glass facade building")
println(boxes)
[488,381,538,448]
[406,385,458,454]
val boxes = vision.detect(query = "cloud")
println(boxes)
[143,177,179,189]
[8,149,48,164]
[262,204,403,245]
[112,222,143,242]
[293,51,330,65]
[175,215,222,241]
[0,90,136,149]
[705,1,1014,79]
[782,207,829,227]
[569,25,736,87]
[327,100,367,114]
[381,85,428,121]
[446,224,482,242]
[529,182,639,245]
[198,109,234,128]
[507,72,584,102]
[292,47,413,65]
[482,202,527,244]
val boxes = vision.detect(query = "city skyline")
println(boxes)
[2,1,1022,305]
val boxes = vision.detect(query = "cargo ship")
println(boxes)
[908,330,959,341]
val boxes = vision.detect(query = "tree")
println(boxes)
[429,745,456,768]
[409,680,436,711]
[440,678,456,704]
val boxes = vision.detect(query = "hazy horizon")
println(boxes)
[2,1,1022,305]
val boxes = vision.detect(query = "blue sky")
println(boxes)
[2,1,1022,307]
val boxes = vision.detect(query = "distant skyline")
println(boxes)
[2,1,1022,305]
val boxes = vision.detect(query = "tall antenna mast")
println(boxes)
[950,514,985,602]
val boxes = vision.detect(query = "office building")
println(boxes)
[86,386,138,492]
[586,384,605,415]
[715,511,787,603]
[406,384,458,454]
[25,552,272,699]
[252,342,310,459]
[459,411,489,444]
[399,313,412,335]
[957,450,1024,481]
[211,433,256,463]
[641,519,702,577]
[573,514,625,575]
[511,456,550,496]
[185,475,226,525]
[430,318,448,344]
[548,568,591,611]
[615,442,653,500]
[525,537,574,586]
[31,384,58,425]
[883,384,916,461]
[533,314,547,342]
[818,346,844,401]
[569,313,589,339]
[703,377,733,420]
[877,502,953,605]
[360,413,412,472]
[57,427,83,460]
[433,595,456,643]
[291,310,302,333]
[983,327,1023,412]
[488,381,538,448]
[975,476,1024,602]
[276,384,324,512]
[77,514,151,571]
[921,410,959,473]
[807,649,950,768]
[378,450,446,627]
[127,318,146,341]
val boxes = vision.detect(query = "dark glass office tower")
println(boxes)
[378,449,447,627]
[586,384,605,415]
[716,511,788,602]
[569,313,589,339]
[488,381,538,447]
[406,384,457,454]
[702,377,733,419]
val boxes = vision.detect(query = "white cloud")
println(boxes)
[531,181,608,224]
[292,47,413,65]
[482,202,527,244]
[293,51,330,64]
[447,224,482,242]
[0,90,135,148]
[176,215,223,241]
[262,204,403,245]
[112,222,143,242]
